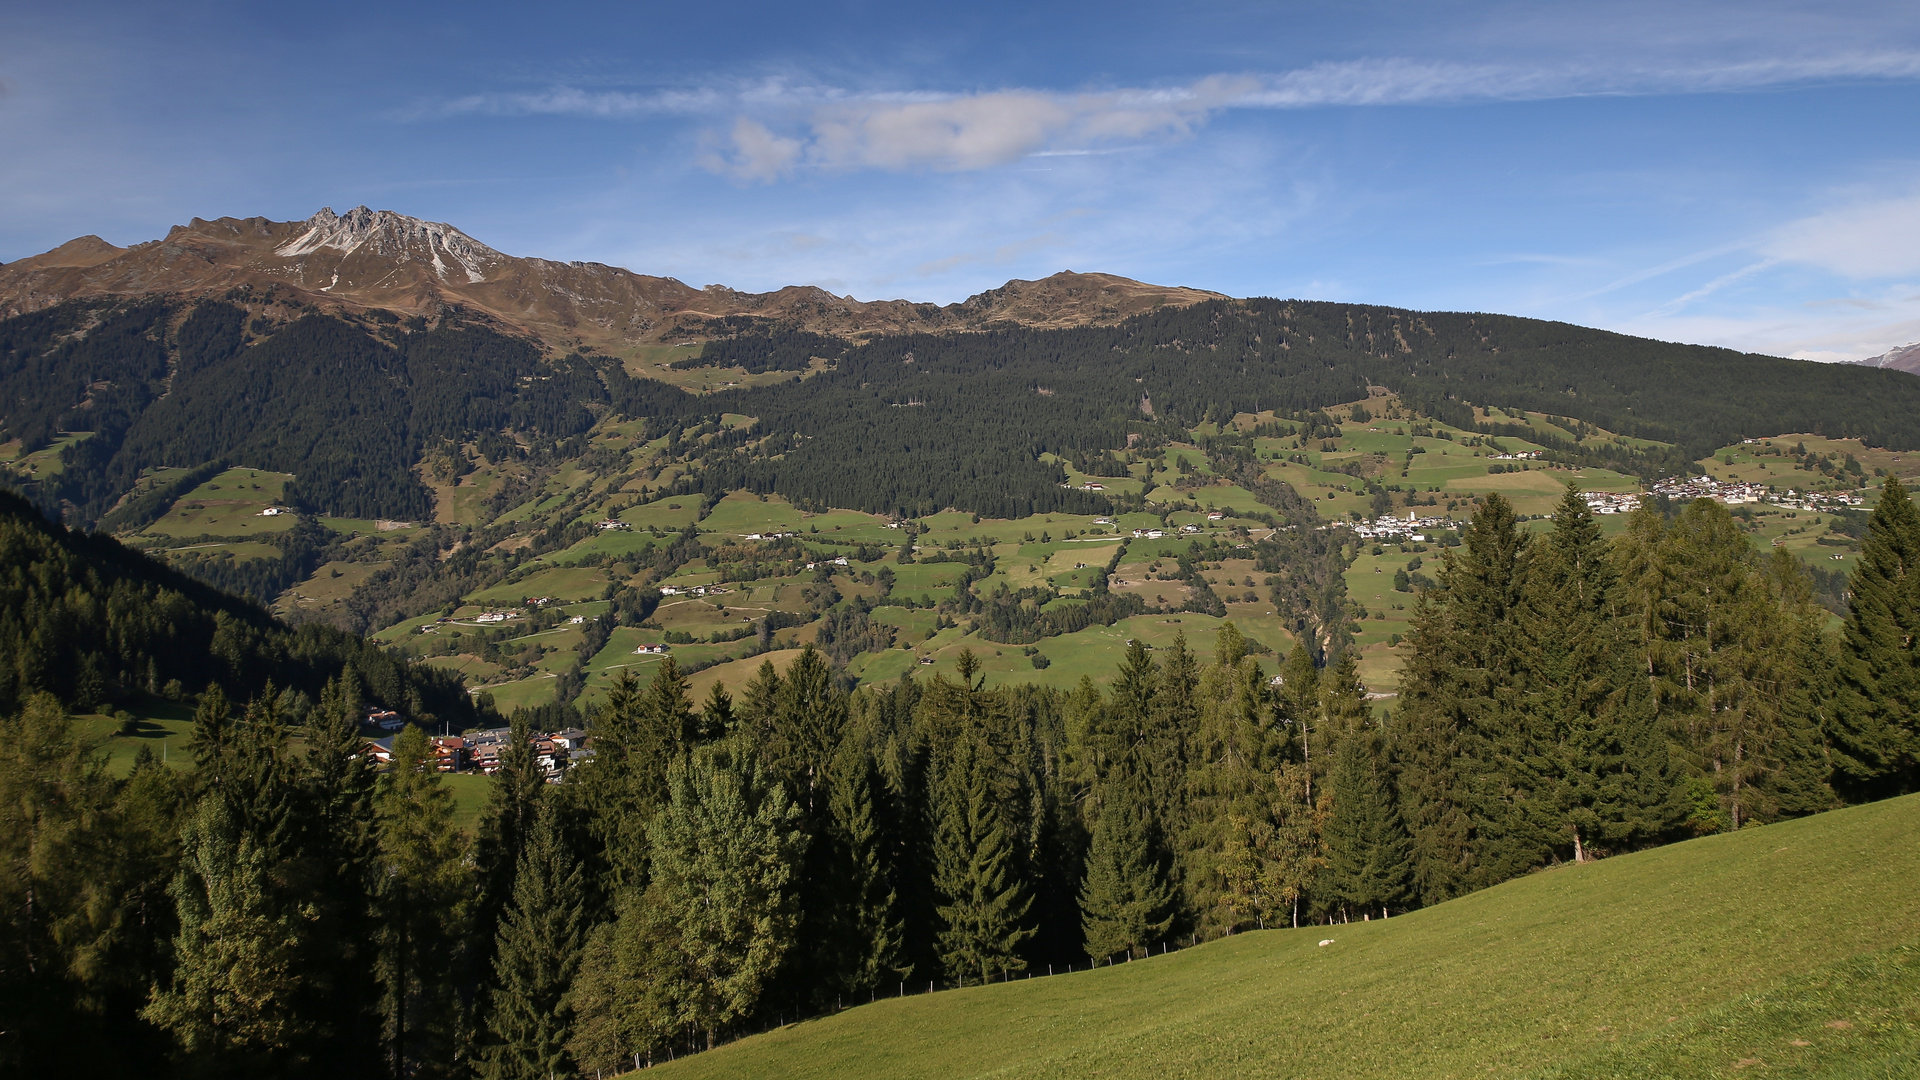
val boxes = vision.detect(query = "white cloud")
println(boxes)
[698,79,1255,179]
[701,118,803,182]
[1763,192,1920,278]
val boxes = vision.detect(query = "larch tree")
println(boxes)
[1182,623,1281,935]
[144,795,307,1074]
[648,740,807,1048]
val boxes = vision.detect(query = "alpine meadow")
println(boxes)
[6,4,1920,1075]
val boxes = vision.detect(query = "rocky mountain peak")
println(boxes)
[274,205,502,283]
[1852,342,1920,376]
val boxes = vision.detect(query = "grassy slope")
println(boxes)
[660,795,1920,1080]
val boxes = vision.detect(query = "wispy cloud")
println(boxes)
[1762,191,1920,278]
[420,50,1920,179]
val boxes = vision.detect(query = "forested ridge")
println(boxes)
[1,299,605,524]
[0,488,476,723]
[9,295,1920,527]
[5,476,1917,1075]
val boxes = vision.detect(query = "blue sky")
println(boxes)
[4,0,1919,360]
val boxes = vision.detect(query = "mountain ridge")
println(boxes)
[1850,341,1920,375]
[0,207,1226,354]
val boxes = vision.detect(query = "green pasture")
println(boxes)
[656,793,1920,1080]
[466,565,610,605]
[145,468,300,538]
[617,495,705,532]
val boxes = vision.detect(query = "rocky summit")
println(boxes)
[0,207,1224,354]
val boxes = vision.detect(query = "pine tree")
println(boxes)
[932,733,1034,984]
[1079,771,1175,961]
[484,799,587,1080]
[1831,474,1920,797]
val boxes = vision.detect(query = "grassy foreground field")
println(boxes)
[659,795,1920,1080]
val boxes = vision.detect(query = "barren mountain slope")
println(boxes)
[0,207,1224,353]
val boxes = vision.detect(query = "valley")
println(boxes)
[5,209,1920,1078]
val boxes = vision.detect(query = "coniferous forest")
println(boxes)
[3,472,1917,1075]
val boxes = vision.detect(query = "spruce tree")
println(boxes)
[475,710,544,946]
[1524,487,1680,861]
[484,799,587,1080]
[768,645,848,818]
[1832,474,1920,797]
[932,733,1034,984]
[699,681,735,742]
[1322,728,1412,921]
[294,673,383,1075]
[818,737,906,997]
[581,666,690,889]
[1079,772,1175,961]
[375,724,469,1078]
[1395,494,1530,902]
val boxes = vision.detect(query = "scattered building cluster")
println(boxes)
[742,531,797,540]
[1649,475,1864,512]
[1576,491,1641,514]
[1349,512,1450,541]
[1490,450,1543,461]
[460,726,592,780]
[658,584,728,597]
[597,518,631,531]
